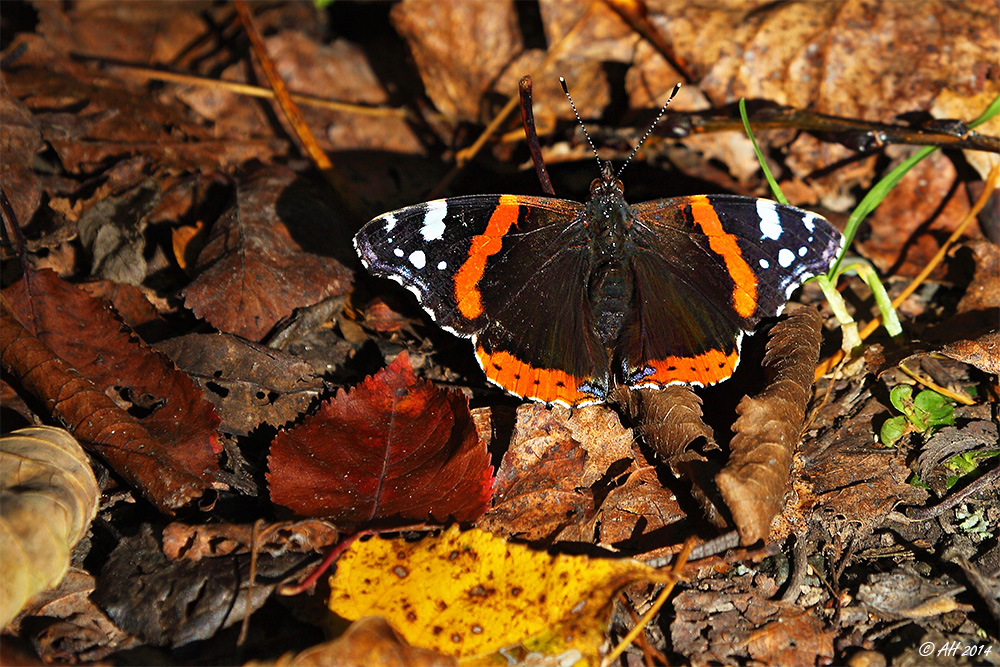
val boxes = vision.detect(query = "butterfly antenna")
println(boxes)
[617,82,682,179]
[560,77,602,172]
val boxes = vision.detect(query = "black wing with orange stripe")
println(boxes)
[622,194,842,386]
[355,195,612,405]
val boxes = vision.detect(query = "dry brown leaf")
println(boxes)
[942,331,1000,376]
[0,76,44,227]
[717,307,823,545]
[0,300,220,513]
[614,385,715,464]
[0,427,99,629]
[182,165,353,342]
[157,333,326,436]
[390,1,523,122]
[248,617,456,667]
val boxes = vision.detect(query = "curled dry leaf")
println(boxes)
[0,427,99,628]
[941,331,1000,376]
[161,519,339,561]
[716,307,823,545]
[614,385,715,464]
[327,526,664,663]
[267,352,493,526]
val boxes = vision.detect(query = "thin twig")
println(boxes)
[903,465,1000,521]
[237,519,264,646]
[519,76,555,196]
[234,1,364,217]
[602,537,697,667]
[94,61,410,118]
[898,363,975,405]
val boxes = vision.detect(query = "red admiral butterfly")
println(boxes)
[355,100,842,406]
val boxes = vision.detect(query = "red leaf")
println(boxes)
[267,352,493,525]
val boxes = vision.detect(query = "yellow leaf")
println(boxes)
[0,427,100,628]
[327,526,667,665]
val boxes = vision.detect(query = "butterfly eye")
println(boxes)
[589,178,604,194]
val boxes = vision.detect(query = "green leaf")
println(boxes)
[836,258,902,339]
[880,416,908,447]
[889,385,914,414]
[914,390,954,430]
[739,99,787,204]
[914,389,947,412]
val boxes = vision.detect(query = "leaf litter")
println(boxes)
[1,1,998,665]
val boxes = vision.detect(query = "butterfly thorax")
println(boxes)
[584,164,636,347]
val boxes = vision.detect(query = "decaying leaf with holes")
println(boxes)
[327,526,673,665]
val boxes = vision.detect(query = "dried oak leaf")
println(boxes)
[93,524,308,648]
[156,333,326,436]
[0,427,99,629]
[267,352,493,525]
[717,307,823,545]
[183,166,352,342]
[2,269,222,512]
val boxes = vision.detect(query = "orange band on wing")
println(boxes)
[476,346,597,405]
[640,347,740,386]
[689,196,757,318]
[453,196,521,320]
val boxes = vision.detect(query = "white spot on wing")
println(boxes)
[420,201,448,241]
[383,212,397,232]
[799,246,808,256]
[393,248,404,257]
[759,258,770,269]
[408,250,426,269]
[437,260,447,270]
[778,248,795,267]
[802,212,817,232]
[757,200,782,240]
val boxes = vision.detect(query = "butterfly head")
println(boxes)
[590,160,624,199]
